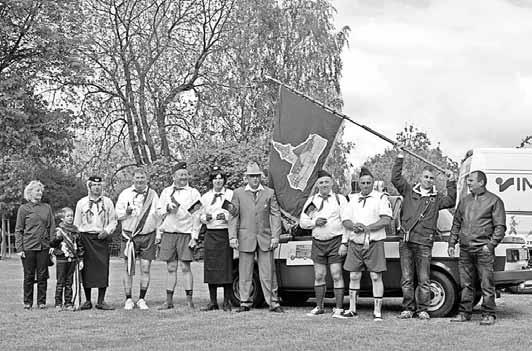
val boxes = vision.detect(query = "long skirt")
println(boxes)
[80,232,110,288]
[204,228,233,284]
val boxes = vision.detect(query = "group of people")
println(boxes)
[14,151,506,325]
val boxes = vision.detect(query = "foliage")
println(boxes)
[362,125,458,195]
[518,135,532,148]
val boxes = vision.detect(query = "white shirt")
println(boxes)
[299,192,348,240]
[157,184,202,239]
[74,196,117,234]
[200,188,234,230]
[115,186,160,234]
[342,190,392,243]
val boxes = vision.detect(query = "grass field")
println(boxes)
[1,257,531,351]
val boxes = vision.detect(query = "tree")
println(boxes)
[518,135,532,148]
[362,125,458,195]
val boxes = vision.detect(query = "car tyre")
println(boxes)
[424,270,458,318]
[230,266,265,308]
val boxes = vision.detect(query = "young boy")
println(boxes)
[50,207,84,311]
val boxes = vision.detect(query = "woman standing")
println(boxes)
[200,167,234,311]
[15,180,55,310]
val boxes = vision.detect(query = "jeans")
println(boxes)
[458,247,496,316]
[400,241,432,312]
[55,261,76,306]
[21,250,49,306]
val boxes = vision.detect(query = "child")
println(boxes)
[50,207,84,311]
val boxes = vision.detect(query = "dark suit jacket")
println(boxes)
[228,185,282,252]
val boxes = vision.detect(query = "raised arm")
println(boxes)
[391,155,410,196]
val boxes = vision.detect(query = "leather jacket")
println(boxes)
[449,188,506,250]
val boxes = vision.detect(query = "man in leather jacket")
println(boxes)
[448,170,506,325]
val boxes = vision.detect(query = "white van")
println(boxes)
[458,147,532,241]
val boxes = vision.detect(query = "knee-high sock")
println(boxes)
[374,297,383,317]
[349,289,359,312]
[334,288,344,309]
[314,284,326,309]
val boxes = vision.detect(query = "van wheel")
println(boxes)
[280,292,310,306]
[425,271,458,318]
[230,267,265,308]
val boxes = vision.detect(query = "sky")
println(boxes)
[333,0,532,167]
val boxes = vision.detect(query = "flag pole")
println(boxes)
[264,76,446,173]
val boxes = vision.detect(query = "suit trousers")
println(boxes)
[239,249,280,308]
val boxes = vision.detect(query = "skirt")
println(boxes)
[80,232,110,288]
[203,228,233,284]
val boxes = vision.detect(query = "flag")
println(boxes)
[269,86,343,219]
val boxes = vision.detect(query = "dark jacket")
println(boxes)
[449,189,506,251]
[391,157,457,247]
[15,202,55,252]
[50,224,84,262]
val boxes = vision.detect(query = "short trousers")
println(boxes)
[311,235,344,265]
[158,232,194,262]
[344,240,387,273]
[120,231,157,261]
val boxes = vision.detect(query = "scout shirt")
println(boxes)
[115,186,160,234]
[342,190,392,243]
[74,196,117,235]
[200,188,234,230]
[299,192,348,241]
[157,184,202,239]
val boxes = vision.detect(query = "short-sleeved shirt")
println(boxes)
[342,190,392,242]
[299,192,349,241]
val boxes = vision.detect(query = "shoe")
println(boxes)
[200,303,219,311]
[23,304,32,310]
[450,313,472,322]
[342,310,358,318]
[55,305,63,311]
[236,306,250,313]
[418,311,430,320]
[332,308,347,319]
[398,310,414,319]
[373,313,383,321]
[479,315,496,326]
[124,298,135,310]
[306,306,325,316]
[157,302,174,310]
[64,305,74,311]
[37,304,47,310]
[95,302,115,310]
[269,306,284,313]
[80,301,92,310]
[222,301,232,312]
[136,299,149,310]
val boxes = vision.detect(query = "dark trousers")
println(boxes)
[458,247,496,316]
[21,250,49,306]
[55,261,76,306]
[400,241,432,312]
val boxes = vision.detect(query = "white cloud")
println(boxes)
[334,0,532,166]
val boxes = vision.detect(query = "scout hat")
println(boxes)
[316,169,332,179]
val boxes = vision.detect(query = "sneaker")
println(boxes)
[124,298,135,310]
[136,299,149,310]
[95,302,115,310]
[80,301,92,310]
[342,310,358,318]
[306,306,325,316]
[479,315,496,326]
[55,305,63,311]
[37,304,47,310]
[23,304,32,310]
[64,305,74,311]
[332,308,347,319]
[398,310,414,319]
[450,313,472,323]
[418,311,430,320]
[157,302,174,310]
[373,313,383,321]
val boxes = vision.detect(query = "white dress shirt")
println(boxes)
[74,196,117,234]
[115,186,160,234]
[299,192,348,240]
[157,184,202,239]
[200,188,234,230]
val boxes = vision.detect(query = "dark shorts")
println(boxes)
[311,236,344,265]
[344,240,387,273]
[158,232,194,262]
[120,231,156,261]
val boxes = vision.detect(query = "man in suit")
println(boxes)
[229,162,284,313]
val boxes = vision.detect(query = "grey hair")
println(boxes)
[24,180,44,201]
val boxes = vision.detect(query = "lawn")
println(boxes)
[1,257,531,351]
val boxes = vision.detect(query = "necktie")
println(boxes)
[358,194,371,207]
[318,194,330,211]
[170,187,184,206]
[211,192,223,205]
[251,190,259,201]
